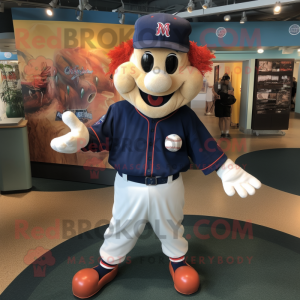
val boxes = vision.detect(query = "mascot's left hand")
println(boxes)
[217,159,261,198]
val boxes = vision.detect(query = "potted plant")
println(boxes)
[0,64,24,118]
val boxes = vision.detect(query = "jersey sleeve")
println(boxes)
[185,108,228,175]
[81,105,114,153]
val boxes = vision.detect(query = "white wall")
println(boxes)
[191,93,207,109]
[205,69,214,87]
[239,59,255,133]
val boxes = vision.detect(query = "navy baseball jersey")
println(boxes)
[82,101,227,177]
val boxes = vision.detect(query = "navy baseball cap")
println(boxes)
[133,13,191,53]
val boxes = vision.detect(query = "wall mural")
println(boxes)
[13,21,134,169]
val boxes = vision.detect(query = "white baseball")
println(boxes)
[165,134,182,152]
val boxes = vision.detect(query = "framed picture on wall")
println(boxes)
[280,61,293,71]
[259,61,272,72]
[277,89,290,106]
[272,61,280,72]
[280,75,291,85]
[214,65,219,85]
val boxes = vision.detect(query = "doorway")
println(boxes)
[208,61,243,128]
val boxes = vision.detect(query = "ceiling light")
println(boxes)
[76,10,83,21]
[298,49,300,52]
[257,48,264,53]
[46,8,53,16]
[202,0,210,9]
[49,0,58,8]
[187,0,195,13]
[224,15,231,21]
[240,11,247,24]
[119,13,125,24]
[274,2,281,15]
[78,0,92,11]
[84,1,92,10]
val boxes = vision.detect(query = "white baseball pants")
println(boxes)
[100,172,188,265]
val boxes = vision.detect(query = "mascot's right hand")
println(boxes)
[50,111,89,154]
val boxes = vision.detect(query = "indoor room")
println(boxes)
[0,1,300,300]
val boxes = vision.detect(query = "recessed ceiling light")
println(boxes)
[257,48,264,54]
[224,15,231,21]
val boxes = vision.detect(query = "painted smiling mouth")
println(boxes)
[139,89,174,107]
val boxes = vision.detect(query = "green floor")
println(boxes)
[1,215,300,300]
[236,148,300,196]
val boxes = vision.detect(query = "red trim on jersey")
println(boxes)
[201,153,225,170]
[151,110,178,176]
[89,127,103,151]
[135,108,150,176]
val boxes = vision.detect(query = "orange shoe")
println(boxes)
[169,262,200,295]
[72,265,118,299]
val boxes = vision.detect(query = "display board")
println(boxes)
[251,59,294,130]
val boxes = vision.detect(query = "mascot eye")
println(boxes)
[141,51,154,73]
[165,54,178,74]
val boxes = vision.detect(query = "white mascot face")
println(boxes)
[113,47,203,119]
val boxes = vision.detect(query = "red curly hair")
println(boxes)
[106,39,215,77]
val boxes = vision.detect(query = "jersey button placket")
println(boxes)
[148,119,156,176]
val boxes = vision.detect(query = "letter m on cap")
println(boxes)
[155,22,170,37]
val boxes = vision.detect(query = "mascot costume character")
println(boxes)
[51,13,261,299]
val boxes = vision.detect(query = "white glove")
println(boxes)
[50,111,89,154]
[217,158,261,198]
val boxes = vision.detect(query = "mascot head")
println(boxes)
[107,13,214,118]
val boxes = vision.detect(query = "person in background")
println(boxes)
[205,83,214,116]
[223,73,234,90]
[291,77,297,111]
[213,75,234,138]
